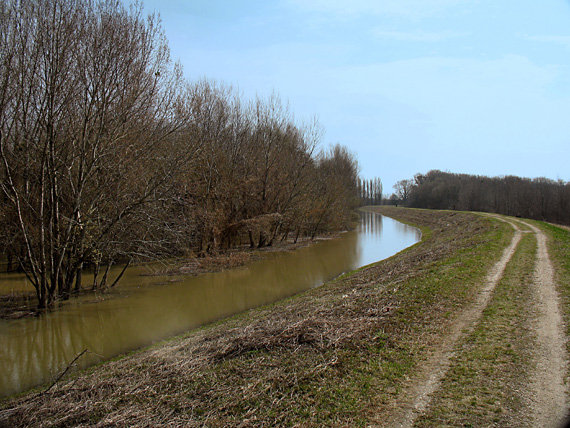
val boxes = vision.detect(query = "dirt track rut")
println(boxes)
[521,220,568,427]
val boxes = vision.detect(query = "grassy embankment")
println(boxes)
[1,207,536,427]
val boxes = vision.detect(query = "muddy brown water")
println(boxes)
[0,211,420,398]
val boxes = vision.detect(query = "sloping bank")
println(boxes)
[0,207,516,427]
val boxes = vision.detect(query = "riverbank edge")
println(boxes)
[1,207,518,427]
[0,232,343,320]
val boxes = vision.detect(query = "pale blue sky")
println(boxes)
[141,0,570,192]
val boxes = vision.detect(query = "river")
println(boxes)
[0,210,420,398]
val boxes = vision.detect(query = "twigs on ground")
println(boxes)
[41,349,90,396]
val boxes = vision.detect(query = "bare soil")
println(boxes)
[377,214,569,428]
[520,220,568,427]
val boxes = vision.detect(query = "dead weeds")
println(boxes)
[0,207,510,427]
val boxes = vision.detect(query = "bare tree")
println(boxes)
[1,1,368,312]
[0,0,192,308]
[393,179,414,204]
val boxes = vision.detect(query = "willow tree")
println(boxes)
[307,144,360,238]
[0,0,191,308]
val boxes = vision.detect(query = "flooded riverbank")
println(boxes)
[0,211,420,397]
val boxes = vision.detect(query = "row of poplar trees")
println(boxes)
[357,177,383,206]
[0,0,360,309]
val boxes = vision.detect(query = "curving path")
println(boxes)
[518,219,568,427]
[374,215,568,428]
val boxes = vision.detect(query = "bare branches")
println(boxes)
[396,170,570,225]
[0,0,360,310]
[41,348,89,396]
[0,0,191,308]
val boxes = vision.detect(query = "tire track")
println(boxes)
[517,219,568,427]
[375,216,522,428]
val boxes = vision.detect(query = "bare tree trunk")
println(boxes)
[248,230,255,248]
[100,263,112,290]
[280,226,290,243]
[60,264,77,301]
[294,228,300,244]
[39,273,48,311]
[257,231,266,248]
[267,222,281,246]
[74,263,82,293]
[110,259,131,288]
[92,262,100,291]
[7,253,13,272]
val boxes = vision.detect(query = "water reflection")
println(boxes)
[0,211,420,397]
[357,210,421,267]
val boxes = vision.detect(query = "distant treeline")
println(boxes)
[391,170,570,225]
[358,177,383,206]
[0,0,359,308]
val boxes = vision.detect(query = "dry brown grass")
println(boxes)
[0,207,511,427]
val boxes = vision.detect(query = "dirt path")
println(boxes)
[519,220,569,427]
[376,215,569,428]
[375,216,523,428]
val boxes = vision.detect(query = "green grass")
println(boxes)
[289,211,512,425]
[416,229,537,427]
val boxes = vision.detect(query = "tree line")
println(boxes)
[357,177,382,206]
[0,0,360,309]
[391,170,570,225]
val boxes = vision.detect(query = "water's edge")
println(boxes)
[0,212,420,397]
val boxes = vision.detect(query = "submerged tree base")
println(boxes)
[157,233,338,277]
[0,233,339,320]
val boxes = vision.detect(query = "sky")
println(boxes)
[139,0,570,193]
